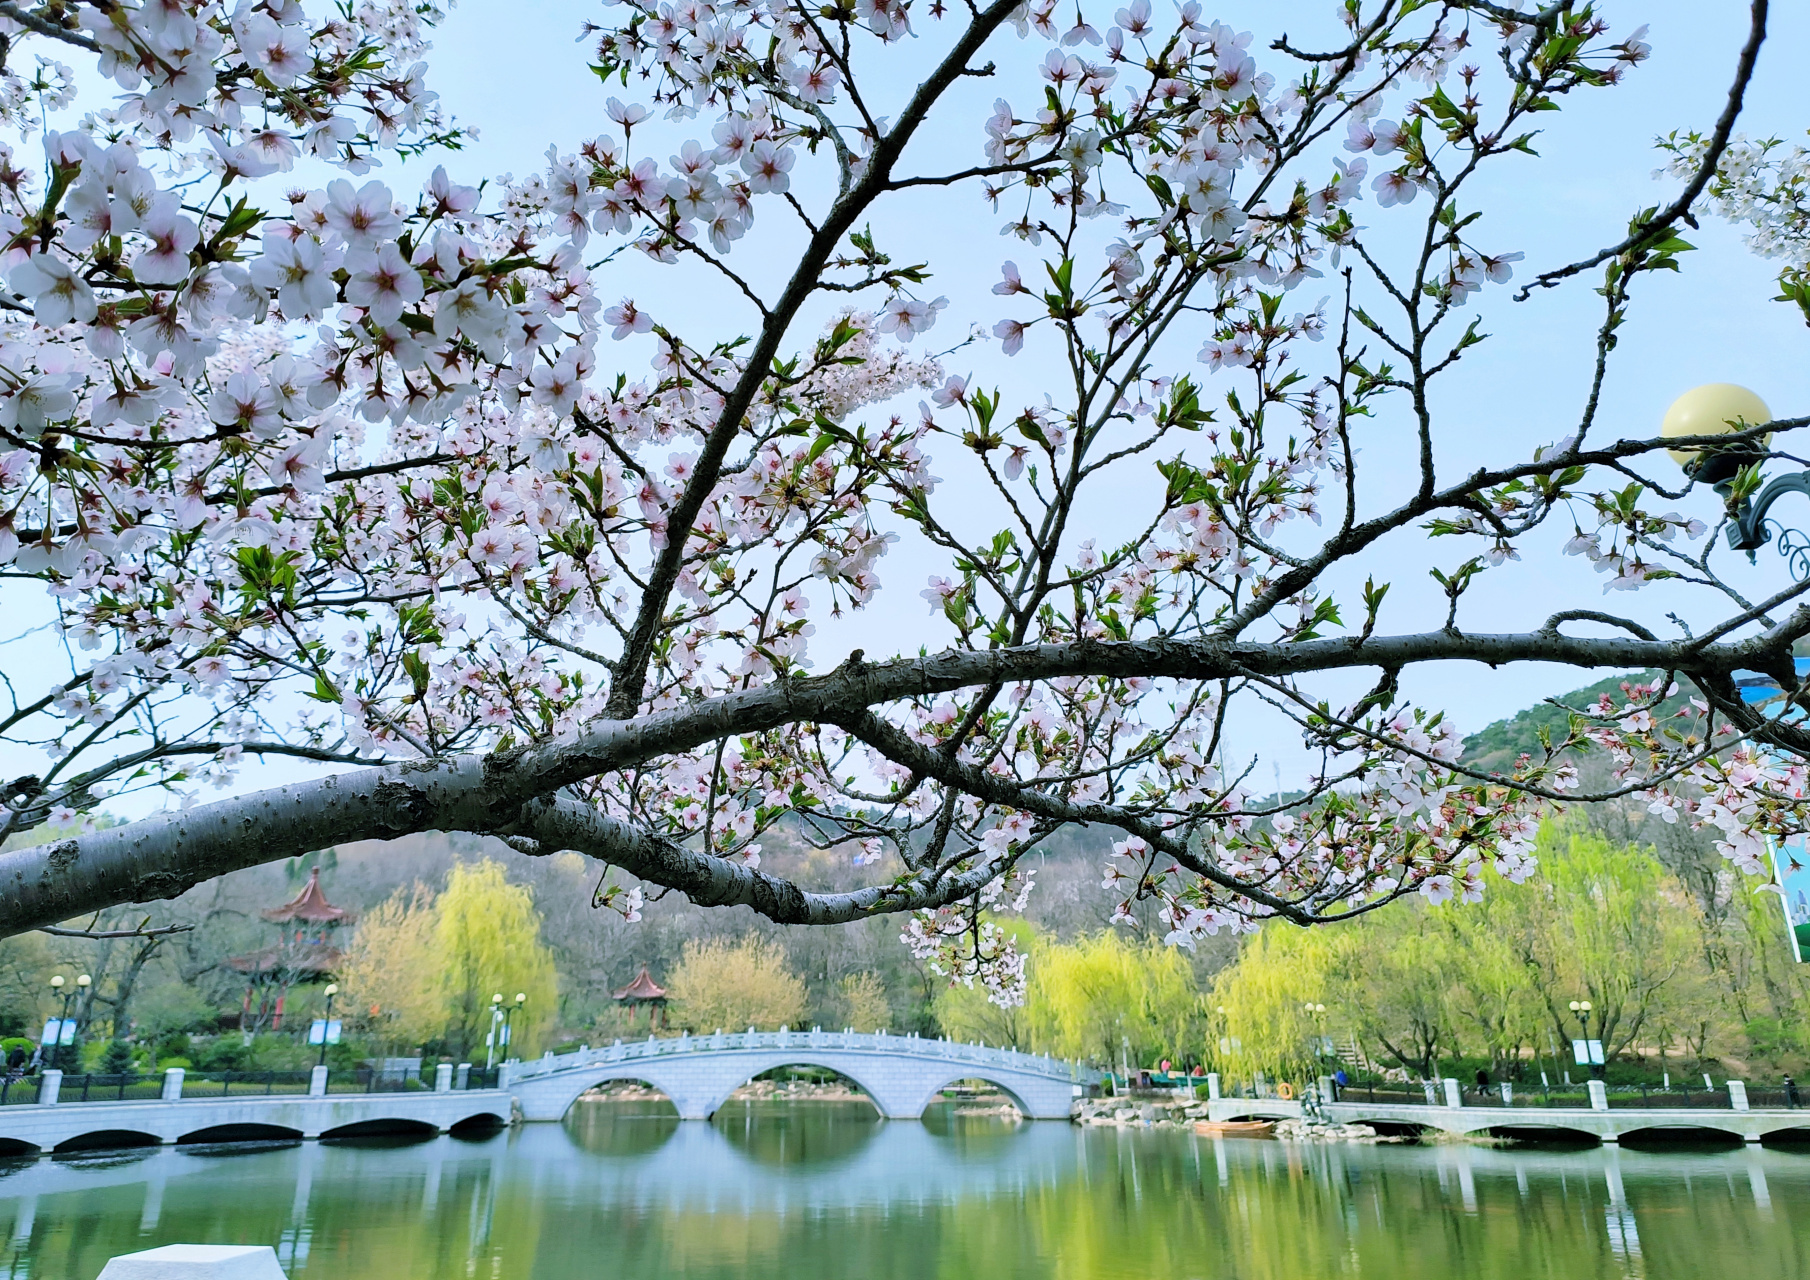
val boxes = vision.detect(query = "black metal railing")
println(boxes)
[62,1073,169,1103]
[183,1069,316,1097]
[0,1075,41,1106]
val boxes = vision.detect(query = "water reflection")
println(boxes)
[0,1100,1804,1279]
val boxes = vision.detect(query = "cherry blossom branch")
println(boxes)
[602,0,1026,718]
[1518,0,1769,298]
[0,3,98,52]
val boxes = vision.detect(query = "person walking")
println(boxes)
[1786,1075,1801,1108]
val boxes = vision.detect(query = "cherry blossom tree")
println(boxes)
[0,0,1801,1002]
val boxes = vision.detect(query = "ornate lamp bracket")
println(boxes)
[1718,470,1810,579]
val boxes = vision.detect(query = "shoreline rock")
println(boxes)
[1068,1097,1401,1143]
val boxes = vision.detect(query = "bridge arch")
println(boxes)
[1760,1123,1810,1148]
[697,1056,897,1121]
[449,1111,510,1138]
[1618,1124,1747,1150]
[320,1118,440,1143]
[894,1067,1040,1120]
[562,1071,689,1117]
[535,1063,727,1121]
[1481,1124,1602,1147]
[52,1129,162,1156]
[177,1123,303,1146]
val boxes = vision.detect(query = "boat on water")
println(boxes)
[1194,1120,1277,1138]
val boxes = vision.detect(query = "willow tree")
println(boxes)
[434,859,558,1055]
[0,1,1804,1004]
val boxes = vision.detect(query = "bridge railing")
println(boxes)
[0,1074,43,1105]
[183,1070,316,1098]
[503,1029,1091,1085]
[37,1072,168,1104]
[1330,1078,1804,1110]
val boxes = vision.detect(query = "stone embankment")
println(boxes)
[1070,1097,1389,1142]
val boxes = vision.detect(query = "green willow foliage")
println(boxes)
[936,927,1209,1067]
[1210,821,1808,1082]
[341,858,558,1059]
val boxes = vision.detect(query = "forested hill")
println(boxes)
[1459,670,1697,777]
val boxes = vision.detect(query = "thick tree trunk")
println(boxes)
[0,626,1796,938]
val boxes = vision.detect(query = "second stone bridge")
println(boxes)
[501,1029,1097,1121]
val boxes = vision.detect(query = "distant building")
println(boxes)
[228,867,355,1032]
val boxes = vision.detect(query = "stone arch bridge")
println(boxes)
[502,1030,1096,1121]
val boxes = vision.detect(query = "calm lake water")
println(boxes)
[2,1099,1806,1279]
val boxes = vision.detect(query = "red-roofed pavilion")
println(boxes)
[229,867,355,1032]
[612,968,668,1028]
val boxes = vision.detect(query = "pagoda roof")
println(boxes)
[228,943,344,976]
[261,867,354,924]
[612,968,667,1002]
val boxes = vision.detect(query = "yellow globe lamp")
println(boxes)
[1661,383,1771,468]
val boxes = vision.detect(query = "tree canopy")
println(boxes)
[0,1,1806,1005]
[339,857,557,1056]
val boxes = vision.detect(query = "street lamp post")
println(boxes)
[318,983,339,1068]
[502,992,526,1062]
[50,974,93,1072]
[45,975,68,1070]
[73,974,92,1071]
[1568,999,1599,1079]
[1662,384,1808,570]
[485,993,504,1070]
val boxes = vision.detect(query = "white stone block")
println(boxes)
[96,1244,288,1279]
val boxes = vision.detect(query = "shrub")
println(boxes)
[155,1032,192,1062]
[195,1038,251,1072]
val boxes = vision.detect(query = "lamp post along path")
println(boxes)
[317,984,338,1069]
[486,994,504,1072]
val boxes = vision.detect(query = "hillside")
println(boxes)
[1459,669,1696,777]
